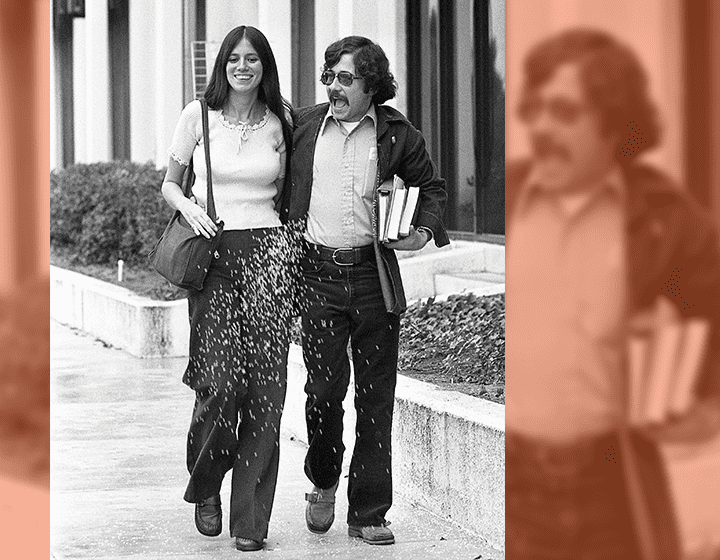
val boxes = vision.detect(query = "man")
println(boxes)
[506,29,720,559]
[283,36,449,545]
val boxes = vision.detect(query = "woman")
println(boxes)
[161,26,299,552]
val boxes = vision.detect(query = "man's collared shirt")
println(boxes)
[305,105,378,248]
[506,165,629,443]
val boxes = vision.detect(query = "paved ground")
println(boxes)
[50,320,503,560]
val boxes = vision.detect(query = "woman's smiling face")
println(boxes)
[226,37,263,95]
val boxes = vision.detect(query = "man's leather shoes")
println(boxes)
[348,522,395,545]
[235,537,263,551]
[194,494,222,537]
[304,481,338,533]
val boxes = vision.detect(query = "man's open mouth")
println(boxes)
[331,96,348,109]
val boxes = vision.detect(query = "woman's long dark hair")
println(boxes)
[204,26,293,169]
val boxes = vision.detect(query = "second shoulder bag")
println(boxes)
[149,98,224,291]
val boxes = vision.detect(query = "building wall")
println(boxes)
[128,1,157,164]
[84,0,112,163]
[506,0,684,186]
[51,0,407,170]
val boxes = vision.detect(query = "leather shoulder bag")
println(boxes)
[149,98,224,291]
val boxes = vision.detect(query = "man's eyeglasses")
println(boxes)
[517,96,590,125]
[320,70,364,87]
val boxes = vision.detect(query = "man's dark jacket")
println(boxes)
[507,160,720,560]
[281,102,450,314]
[507,160,720,400]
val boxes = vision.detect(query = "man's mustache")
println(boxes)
[532,136,571,161]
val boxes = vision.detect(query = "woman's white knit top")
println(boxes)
[168,99,286,231]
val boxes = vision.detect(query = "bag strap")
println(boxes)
[199,98,218,222]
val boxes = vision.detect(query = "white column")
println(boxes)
[129,0,157,164]
[72,18,87,163]
[154,0,185,168]
[337,0,353,39]
[351,0,377,40]
[206,0,259,44]
[371,0,395,109]
[315,0,339,104]
[259,0,293,103]
[392,0,406,116]
[84,0,111,162]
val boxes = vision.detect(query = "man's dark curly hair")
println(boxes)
[522,28,661,162]
[323,36,398,105]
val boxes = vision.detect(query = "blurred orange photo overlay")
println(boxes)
[506,1,720,559]
[0,0,50,558]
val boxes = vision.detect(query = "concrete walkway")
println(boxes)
[50,320,502,560]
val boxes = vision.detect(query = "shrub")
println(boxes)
[50,161,172,266]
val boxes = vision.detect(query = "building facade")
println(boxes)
[51,0,506,236]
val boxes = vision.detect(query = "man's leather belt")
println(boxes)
[306,242,375,266]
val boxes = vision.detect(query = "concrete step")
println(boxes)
[398,240,504,300]
[434,272,505,297]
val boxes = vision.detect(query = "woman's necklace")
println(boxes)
[223,99,260,126]
[222,99,265,152]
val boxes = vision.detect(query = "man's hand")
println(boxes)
[384,226,430,251]
[641,396,720,445]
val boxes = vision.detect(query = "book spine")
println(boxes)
[386,183,407,241]
[628,336,650,426]
[668,319,711,416]
[378,187,391,242]
[642,323,683,424]
[398,186,420,237]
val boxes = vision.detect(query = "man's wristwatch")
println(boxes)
[416,226,433,243]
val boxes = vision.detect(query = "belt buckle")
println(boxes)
[331,248,353,266]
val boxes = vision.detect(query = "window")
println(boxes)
[407,0,505,236]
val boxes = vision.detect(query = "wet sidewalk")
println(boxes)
[50,320,502,560]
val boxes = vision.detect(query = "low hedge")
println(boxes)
[50,161,172,266]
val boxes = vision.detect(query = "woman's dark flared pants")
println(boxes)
[181,228,295,542]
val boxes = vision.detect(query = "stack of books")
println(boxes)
[627,295,711,427]
[377,176,420,243]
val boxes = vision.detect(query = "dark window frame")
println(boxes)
[291,0,316,109]
[108,0,130,161]
[53,6,75,168]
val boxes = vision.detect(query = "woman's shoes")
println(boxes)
[194,495,222,537]
[235,537,264,552]
[194,495,263,551]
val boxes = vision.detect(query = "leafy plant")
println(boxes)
[50,161,172,266]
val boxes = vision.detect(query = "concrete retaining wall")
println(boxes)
[49,265,505,549]
[50,266,189,358]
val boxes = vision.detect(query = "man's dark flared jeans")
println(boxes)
[300,251,400,527]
